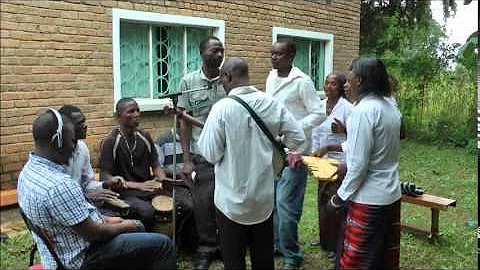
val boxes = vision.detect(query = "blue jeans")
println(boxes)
[273,163,308,267]
[81,232,176,270]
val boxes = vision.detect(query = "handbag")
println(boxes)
[226,95,287,176]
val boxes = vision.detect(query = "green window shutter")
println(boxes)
[120,22,150,98]
[311,41,325,91]
[186,27,211,73]
[122,22,215,98]
[164,26,184,94]
[292,38,310,76]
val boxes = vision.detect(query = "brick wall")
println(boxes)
[0,0,360,189]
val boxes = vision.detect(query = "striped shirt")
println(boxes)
[17,153,104,269]
[155,129,184,176]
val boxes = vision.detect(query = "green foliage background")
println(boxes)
[360,0,477,150]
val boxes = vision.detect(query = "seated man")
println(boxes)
[59,105,125,216]
[155,128,196,249]
[17,109,175,270]
[99,98,168,230]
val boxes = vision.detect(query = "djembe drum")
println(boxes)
[151,195,174,238]
[103,197,130,218]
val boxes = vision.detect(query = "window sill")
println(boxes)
[135,98,173,112]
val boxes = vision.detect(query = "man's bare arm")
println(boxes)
[72,217,138,242]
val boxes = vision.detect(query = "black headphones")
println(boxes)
[48,108,63,149]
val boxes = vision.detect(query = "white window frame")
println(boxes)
[272,27,334,97]
[112,8,225,112]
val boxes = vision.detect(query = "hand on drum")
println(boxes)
[103,175,127,191]
[128,180,163,192]
[86,189,120,202]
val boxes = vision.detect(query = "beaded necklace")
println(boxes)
[118,128,137,168]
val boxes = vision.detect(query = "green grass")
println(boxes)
[0,139,477,269]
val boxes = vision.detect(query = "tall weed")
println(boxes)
[396,68,476,149]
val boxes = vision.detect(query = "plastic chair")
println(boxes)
[19,208,65,270]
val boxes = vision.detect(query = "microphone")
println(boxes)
[157,86,211,99]
[158,91,183,99]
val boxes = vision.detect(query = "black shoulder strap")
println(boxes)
[226,95,286,158]
[20,208,66,270]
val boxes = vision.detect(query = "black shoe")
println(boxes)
[192,252,212,270]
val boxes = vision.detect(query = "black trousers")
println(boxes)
[215,207,274,270]
[191,159,219,253]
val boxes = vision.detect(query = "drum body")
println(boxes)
[151,195,173,237]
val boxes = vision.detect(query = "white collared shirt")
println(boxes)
[198,86,305,225]
[312,97,352,160]
[337,94,402,205]
[266,66,326,154]
[64,140,100,191]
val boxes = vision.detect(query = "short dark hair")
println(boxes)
[59,105,81,120]
[328,72,347,98]
[276,39,296,57]
[230,58,249,79]
[116,97,136,114]
[32,110,72,147]
[350,57,389,98]
[199,35,221,53]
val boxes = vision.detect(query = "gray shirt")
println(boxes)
[178,68,226,155]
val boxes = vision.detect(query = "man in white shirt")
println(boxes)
[266,40,326,269]
[59,105,126,216]
[198,57,305,270]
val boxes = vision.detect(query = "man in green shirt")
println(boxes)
[177,35,225,270]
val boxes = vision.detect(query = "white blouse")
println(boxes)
[311,97,352,159]
[337,94,402,205]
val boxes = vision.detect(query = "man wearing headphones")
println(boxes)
[17,109,175,269]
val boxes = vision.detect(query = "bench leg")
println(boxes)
[429,208,440,240]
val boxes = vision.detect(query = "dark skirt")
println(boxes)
[337,200,401,270]
[317,180,342,251]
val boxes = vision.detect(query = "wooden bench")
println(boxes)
[401,193,456,240]
[0,189,17,208]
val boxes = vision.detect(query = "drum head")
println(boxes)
[152,195,173,212]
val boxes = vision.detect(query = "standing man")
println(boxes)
[99,98,167,230]
[178,35,225,269]
[198,57,306,270]
[266,40,326,269]
[17,109,175,269]
[59,105,125,215]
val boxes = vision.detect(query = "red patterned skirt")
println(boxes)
[337,200,401,270]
